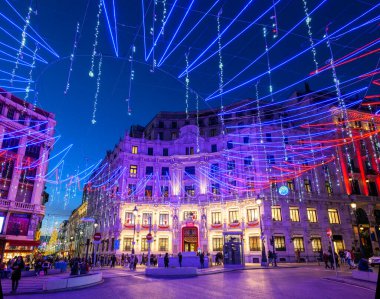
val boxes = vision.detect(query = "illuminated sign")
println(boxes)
[279,185,289,196]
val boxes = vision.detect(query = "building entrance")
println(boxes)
[182,227,198,252]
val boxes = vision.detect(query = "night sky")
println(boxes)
[0,0,378,232]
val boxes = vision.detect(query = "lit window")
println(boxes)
[249,236,261,251]
[185,185,195,197]
[272,206,282,221]
[142,213,153,225]
[304,179,312,192]
[186,147,194,155]
[325,181,333,195]
[289,207,300,222]
[211,183,220,195]
[211,212,222,224]
[247,208,258,222]
[127,184,136,195]
[287,179,295,191]
[328,209,340,224]
[161,186,169,197]
[124,212,135,225]
[129,165,137,177]
[141,239,148,251]
[229,210,239,223]
[293,237,304,252]
[123,238,133,251]
[274,236,286,251]
[159,213,169,226]
[132,146,138,154]
[212,238,223,251]
[307,208,318,223]
[145,186,152,198]
[311,238,322,252]
[158,238,169,251]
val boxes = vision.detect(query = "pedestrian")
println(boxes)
[323,252,330,269]
[268,250,273,265]
[111,255,116,268]
[295,249,301,263]
[42,260,50,276]
[140,253,145,266]
[121,253,125,267]
[178,252,182,267]
[164,253,169,268]
[345,250,354,269]
[200,252,205,269]
[273,252,278,267]
[11,256,24,293]
[133,255,138,270]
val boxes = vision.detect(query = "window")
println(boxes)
[311,238,322,252]
[7,107,15,119]
[304,179,312,192]
[274,236,286,251]
[146,166,154,175]
[161,167,169,176]
[184,166,195,175]
[227,160,235,170]
[210,163,219,174]
[229,210,239,223]
[333,236,344,252]
[171,121,177,129]
[247,208,258,222]
[186,147,194,155]
[289,207,300,222]
[163,148,169,156]
[244,156,252,167]
[212,237,223,251]
[125,212,135,225]
[272,206,282,221]
[185,185,195,197]
[266,133,272,142]
[132,146,138,154]
[267,155,275,165]
[284,136,289,144]
[148,147,153,156]
[142,212,153,226]
[211,144,217,152]
[129,165,137,177]
[1,134,19,153]
[211,212,221,224]
[227,141,233,149]
[161,186,169,197]
[209,129,217,137]
[159,213,169,226]
[123,237,133,251]
[158,121,164,128]
[325,181,333,195]
[18,114,26,125]
[158,238,169,251]
[249,236,261,251]
[328,209,340,224]
[127,184,136,195]
[183,211,197,220]
[307,208,318,223]
[211,183,220,195]
[25,144,41,159]
[171,132,177,140]
[293,237,304,252]
[287,179,295,191]
[141,238,148,251]
[243,136,249,144]
[351,179,361,195]
[145,186,153,197]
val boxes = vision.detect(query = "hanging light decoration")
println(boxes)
[301,0,318,73]
[217,9,225,134]
[126,45,136,116]
[185,51,190,119]
[263,27,274,102]
[24,43,38,106]
[89,0,102,78]
[91,54,103,125]
[64,22,80,94]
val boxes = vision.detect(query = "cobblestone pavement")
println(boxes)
[3,265,375,299]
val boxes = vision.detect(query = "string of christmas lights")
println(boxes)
[217,10,225,134]
[185,52,190,119]
[91,54,103,125]
[64,22,80,95]
[126,45,136,116]
[263,27,274,102]
[89,0,102,78]
[301,0,318,73]
[10,6,33,85]
[24,43,38,104]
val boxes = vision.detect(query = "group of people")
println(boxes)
[268,250,278,266]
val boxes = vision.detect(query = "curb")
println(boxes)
[323,277,376,291]
[3,279,104,296]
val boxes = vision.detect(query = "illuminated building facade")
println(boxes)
[84,91,380,262]
[0,88,56,260]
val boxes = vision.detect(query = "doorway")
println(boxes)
[182,227,198,252]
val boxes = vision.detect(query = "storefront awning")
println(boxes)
[7,240,40,247]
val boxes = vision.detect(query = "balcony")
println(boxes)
[0,199,45,214]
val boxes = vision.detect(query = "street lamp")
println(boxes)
[350,202,365,258]
[93,222,99,267]
[132,206,138,255]
[256,198,267,266]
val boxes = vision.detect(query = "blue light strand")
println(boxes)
[64,22,80,95]
[101,0,119,57]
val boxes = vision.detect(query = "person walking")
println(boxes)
[133,255,138,270]
[164,253,169,268]
[323,251,330,269]
[200,252,205,269]
[295,249,301,263]
[11,256,24,293]
[42,260,50,276]
[178,252,183,267]
[110,255,116,268]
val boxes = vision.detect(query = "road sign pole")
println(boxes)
[147,216,152,267]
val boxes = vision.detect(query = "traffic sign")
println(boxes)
[94,232,101,241]
[146,233,153,241]
[326,228,332,237]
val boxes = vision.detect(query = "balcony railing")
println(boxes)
[0,199,45,214]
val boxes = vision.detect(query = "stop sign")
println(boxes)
[146,233,153,241]
[326,228,332,238]
[94,232,101,241]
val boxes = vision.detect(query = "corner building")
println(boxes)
[85,91,380,263]
[0,88,56,260]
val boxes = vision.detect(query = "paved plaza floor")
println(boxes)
[3,265,376,299]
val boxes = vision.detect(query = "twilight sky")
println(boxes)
[0,0,378,232]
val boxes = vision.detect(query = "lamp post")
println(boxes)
[93,222,98,267]
[132,206,138,255]
[147,214,152,267]
[256,198,267,266]
[350,202,366,258]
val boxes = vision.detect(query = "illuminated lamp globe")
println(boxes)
[350,202,357,209]
[256,199,262,205]
[89,70,94,77]
[133,206,138,216]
